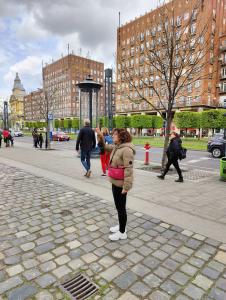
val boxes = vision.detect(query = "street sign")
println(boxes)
[48,113,53,120]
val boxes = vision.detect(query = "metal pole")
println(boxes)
[3,101,9,129]
[89,90,92,127]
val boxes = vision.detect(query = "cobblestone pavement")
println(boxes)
[0,163,226,300]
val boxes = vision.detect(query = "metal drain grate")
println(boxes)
[59,273,99,300]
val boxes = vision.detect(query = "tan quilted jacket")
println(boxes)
[105,142,136,191]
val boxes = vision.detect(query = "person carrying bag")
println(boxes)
[97,128,136,241]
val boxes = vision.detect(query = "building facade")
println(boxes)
[9,73,26,128]
[24,89,44,121]
[116,0,226,115]
[42,54,104,120]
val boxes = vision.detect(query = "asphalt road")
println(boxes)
[14,136,220,172]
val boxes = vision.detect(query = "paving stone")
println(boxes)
[6,264,24,276]
[183,284,205,299]
[66,240,81,249]
[143,273,162,288]
[4,255,21,265]
[181,230,194,237]
[193,234,206,241]
[35,291,54,300]
[86,225,99,232]
[52,265,71,279]
[23,258,39,269]
[36,235,54,246]
[113,271,137,289]
[0,276,23,294]
[68,259,85,270]
[102,289,119,300]
[194,250,211,261]
[8,284,37,300]
[117,259,134,271]
[118,292,139,300]
[192,274,213,290]
[99,256,116,268]
[64,226,76,233]
[20,242,35,251]
[34,242,55,254]
[23,269,41,280]
[52,246,68,256]
[179,246,194,256]
[35,273,56,288]
[130,281,151,297]
[40,261,56,272]
[201,267,220,280]
[163,258,180,271]
[69,248,83,259]
[37,252,54,263]
[81,253,98,264]
[127,252,143,263]
[15,231,29,238]
[0,270,6,281]
[149,290,170,300]
[154,266,172,279]
[214,251,226,265]
[161,280,181,295]
[55,254,71,265]
[208,261,225,272]
[100,265,123,282]
[112,250,125,259]
[131,264,150,277]
[171,271,190,285]
[208,287,226,300]
[216,278,226,291]
[175,296,190,300]
[143,256,161,269]
[188,257,205,268]
[180,264,198,276]
[152,249,169,260]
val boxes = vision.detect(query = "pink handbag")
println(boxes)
[108,166,125,180]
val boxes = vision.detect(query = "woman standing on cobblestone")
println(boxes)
[97,128,135,241]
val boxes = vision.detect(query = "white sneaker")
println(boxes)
[109,225,127,233]
[109,225,119,233]
[109,231,127,241]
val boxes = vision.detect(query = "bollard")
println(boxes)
[144,142,151,165]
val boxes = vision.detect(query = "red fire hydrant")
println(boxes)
[144,142,151,165]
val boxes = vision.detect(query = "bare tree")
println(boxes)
[117,0,216,168]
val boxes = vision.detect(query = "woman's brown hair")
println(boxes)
[113,128,132,144]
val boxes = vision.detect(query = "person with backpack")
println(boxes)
[2,129,10,147]
[157,132,184,182]
[98,128,113,176]
[8,131,14,147]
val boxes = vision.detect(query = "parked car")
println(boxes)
[207,134,225,158]
[52,131,70,141]
[14,130,23,137]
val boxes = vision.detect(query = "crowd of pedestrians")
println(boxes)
[75,119,184,241]
[32,128,44,148]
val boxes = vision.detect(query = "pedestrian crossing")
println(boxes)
[186,157,211,164]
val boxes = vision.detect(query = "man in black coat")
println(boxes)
[76,119,96,177]
[158,132,183,182]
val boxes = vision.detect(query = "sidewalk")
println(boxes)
[0,162,226,299]
[0,142,225,244]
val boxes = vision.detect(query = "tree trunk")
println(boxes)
[161,114,172,171]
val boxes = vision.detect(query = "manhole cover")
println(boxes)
[59,273,99,300]
[60,210,73,216]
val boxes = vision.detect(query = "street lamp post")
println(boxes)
[3,101,9,130]
[76,76,102,128]
[224,113,226,157]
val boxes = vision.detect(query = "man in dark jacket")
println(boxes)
[76,119,96,177]
[157,132,183,182]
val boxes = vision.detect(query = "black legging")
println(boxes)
[112,185,127,233]
[163,158,182,178]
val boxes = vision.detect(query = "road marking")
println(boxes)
[199,157,211,160]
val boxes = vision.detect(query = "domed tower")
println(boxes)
[9,73,26,129]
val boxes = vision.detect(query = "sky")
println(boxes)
[0,0,159,101]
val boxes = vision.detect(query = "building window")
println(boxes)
[221,67,226,79]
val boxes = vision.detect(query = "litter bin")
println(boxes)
[220,157,226,181]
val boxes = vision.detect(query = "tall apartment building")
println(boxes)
[42,54,104,119]
[116,0,226,115]
[24,54,104,122]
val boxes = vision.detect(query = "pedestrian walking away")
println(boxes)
[76,119,96,178]
[157,131,184,182]
[32,128,39,148]
[0,130,2,148]
[8,131,14,147]
[97,128,136,241]
[39,133,44,149]
[98,127,113,176]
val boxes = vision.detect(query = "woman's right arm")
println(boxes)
[97,133,114,152]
